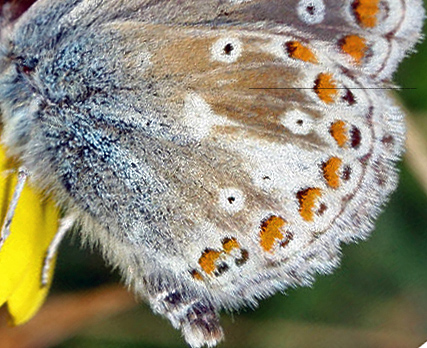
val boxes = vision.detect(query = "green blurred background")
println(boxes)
[11,2,427,348]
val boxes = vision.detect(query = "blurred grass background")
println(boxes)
[1,1,427,348]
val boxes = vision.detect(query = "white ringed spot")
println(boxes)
[297,0,326,25]
[281,109,315,135]
[211,37,243,63]
[219,188,245,214]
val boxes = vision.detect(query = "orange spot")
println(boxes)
[314,73,338,104]
[352,0,379,28]
[222,237,240,253]
[330,120,348,147]
[322,157,343,189]
[260,216,286,252]
[340,35,367,63]
[297,188,322,222]
[285,41,317,63]
[190,269,204,281]
[198,249,221,275]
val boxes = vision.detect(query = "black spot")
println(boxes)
[280,232,294,248]
[342,88,356,105]
[317,203,328,216]
[262,176,271,180]
[350,126,362,149]
[342,166,352,181]
[306,6,315,15]
[235,249,249,266]
[296,119,304,126]
[223,43,234,55]
[227,196,235,204]
[214,263,229,276]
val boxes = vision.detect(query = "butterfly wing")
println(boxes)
[1,0,423,347]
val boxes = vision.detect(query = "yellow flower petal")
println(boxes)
[0,146,60,325]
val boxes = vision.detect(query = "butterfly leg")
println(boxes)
[0,167,28,250]
[148,289,224,348]
[41,213,76,287]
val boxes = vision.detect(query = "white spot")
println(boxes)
[297,0,326,25]
[181,93,237,141]
[219,188,245,214]
[238,140,328,207]
[211,37,242,63]
[281,109,315,135]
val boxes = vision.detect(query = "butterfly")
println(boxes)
[0,0,423,347]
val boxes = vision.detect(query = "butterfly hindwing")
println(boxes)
[0,1,423,347]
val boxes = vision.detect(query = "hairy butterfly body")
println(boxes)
[0,0,423,347]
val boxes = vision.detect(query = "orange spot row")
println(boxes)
[314,73,338,104]
[297,188,322,222]
[322,157,342,189]
[259,216,286,252]
[286,41,317,63]
[352,0,379,28]
[340,35,367,64]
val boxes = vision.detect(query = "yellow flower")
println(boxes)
[0,146,59,325]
